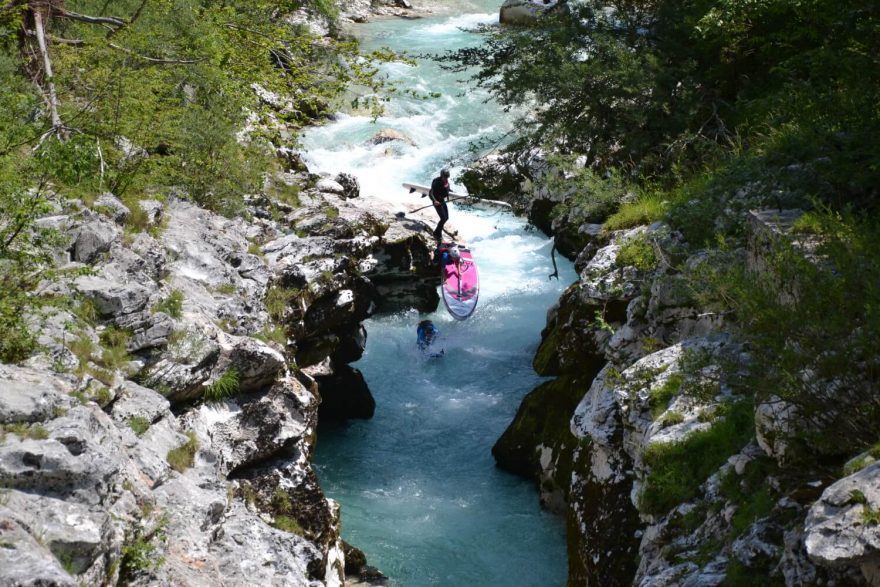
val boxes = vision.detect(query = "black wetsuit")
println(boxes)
[429,176,450,241]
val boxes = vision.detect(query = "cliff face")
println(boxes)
[0,172,438,585]
[496,171,879,586]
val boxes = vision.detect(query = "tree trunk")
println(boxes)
[32,9,65,135]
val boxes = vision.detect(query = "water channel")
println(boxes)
[304,4,577,584]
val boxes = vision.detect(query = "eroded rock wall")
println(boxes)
[0,172,438,585]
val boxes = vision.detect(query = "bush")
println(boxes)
[640,400,753,516]
[692,212,880,457]
[616,234,659,271]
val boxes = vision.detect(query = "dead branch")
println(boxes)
[107,42,206,64]
[55,9,126,29]
[32,9,66,138]
[23,29,84,45]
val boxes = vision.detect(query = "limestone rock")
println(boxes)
[335,172,360,199]
[136,199,164,227]
[74,275,152,317]
[499,0,561,25]
[71,219,120,263]
[113,310,175,352]
[0,512,78,587]
[0,364,74,424]
[109,380,171,426]
[93,193,131,224]
[4,491,114,578]
[805,461,880,581]
[216,334,286,394]
[140,327,220,403]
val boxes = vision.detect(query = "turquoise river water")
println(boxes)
[303,3,577,585]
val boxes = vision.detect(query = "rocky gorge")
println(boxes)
[3,0,879,584]
[0,161,447,585]
[481,155,880,585]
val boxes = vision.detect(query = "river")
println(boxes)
[303,4,576,585]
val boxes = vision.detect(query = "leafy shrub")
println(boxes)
[692,212,880,457]
[616,234,658,271]
[265,287,299,323]
[649,373,683,419]
[98,327,131,370]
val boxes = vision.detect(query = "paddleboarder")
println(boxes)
[428,168,451,242]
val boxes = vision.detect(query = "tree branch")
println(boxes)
[55,9,126,28]
[23,29,84,45]
[107,42,206,64]
[32,10,66,138]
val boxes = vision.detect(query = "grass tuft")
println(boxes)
[203,368,240,402]
[166,431,199,472]
[604,193,666,231]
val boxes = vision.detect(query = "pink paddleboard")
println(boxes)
[438,242,479,320]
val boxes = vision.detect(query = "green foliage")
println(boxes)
[202,368,240,402]
[128,417,151,436]
[616,234,658,271]
[0,0,394,227]
[266,287,299,323]
[3,422,49,440]
[660,411,684,427]
[254,325,288,347]
[0,164,56,363]
[719,457,778,538]
[604,194,666,231]
[862,504,880,526]
[118,512,167,583]
[723,559,785,587]
[649,373,683,419]
[154,290,184,319]
[692,213,880,457]
[69,333,96,373]
[843,442,880,476]
[273,515,305,536]
[848,489,867,505]
[98,327,131,370]
[72,298,99,326]
[166,431,199,473]
[214,283,237,295]
[640,401,754,516]
[546,163,631,225]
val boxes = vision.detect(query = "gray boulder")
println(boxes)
[805,461,880,582]
[0,365,74,424]
[0,512,78,587]
[500,0,561,26]
[71,219,120,263]
[335,172,360,199]
[94,193,131,224]
[74,276,152,317]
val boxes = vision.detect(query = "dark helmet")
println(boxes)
[440,168,450,178]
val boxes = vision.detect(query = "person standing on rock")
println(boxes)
[429,168,451,242]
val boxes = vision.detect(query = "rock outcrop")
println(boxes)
[1,160,438,585]
[497,161,874,586]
